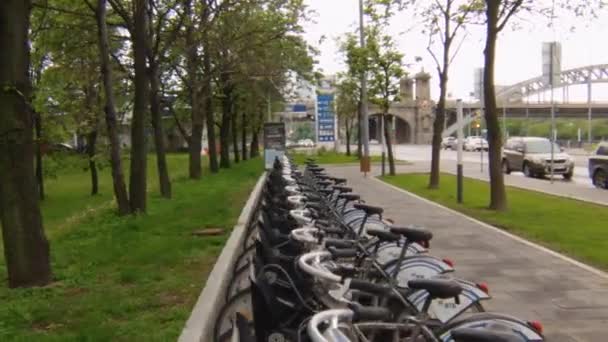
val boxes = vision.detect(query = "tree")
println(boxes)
[480,0,520,211]
[146,0,183,198]
[128,0,150,213]
[107,0,150,213]
[182,0,208,177]
[0,0,53,288]
[338,33,368,160]
[30,1,106,199]
[367,26,405,176]
[335,74,360,156]
[209,0,314,168]
[402,0,473,188]
[470,0,602,210]
[93,0,131,215]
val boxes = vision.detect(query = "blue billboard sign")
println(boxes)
[293,104,307,112]
[317,94,335,142]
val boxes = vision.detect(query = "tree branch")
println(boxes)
[426,31,443,74]
[171,110,191,144]
[32,1,94,18]
[110,52,134,81]
[107,0,133,31]
[448,31,468,66]
[497,0,525,32]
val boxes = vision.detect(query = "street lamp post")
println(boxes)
[457,100,464,203]
[588,72,593,145]
[267,92,272,122]
[359,0,370,175]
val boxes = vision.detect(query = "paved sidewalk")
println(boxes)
[328,165,608,342]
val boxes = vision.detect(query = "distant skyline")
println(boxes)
[302,0,608,102]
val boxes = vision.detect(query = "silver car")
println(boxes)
[502,137,574,179]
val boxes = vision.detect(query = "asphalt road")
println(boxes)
[353,144,608,205]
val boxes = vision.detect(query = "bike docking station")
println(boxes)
[263,122,287,170]
[177,152,546,342]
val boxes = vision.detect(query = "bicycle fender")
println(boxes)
[372,242,427,265]
[438,315,543,342]
[385,255,454,285]
[407,278,491,324]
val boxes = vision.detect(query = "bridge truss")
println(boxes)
[497,64,608,103]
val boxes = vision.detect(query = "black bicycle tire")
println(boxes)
[226,263,252,302]
[213,287,254,342]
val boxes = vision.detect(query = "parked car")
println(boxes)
[298,139,315,148]
[502,137,574,179]
[464,136,488,151]
[589,141,608,189]
[441,136,456,150]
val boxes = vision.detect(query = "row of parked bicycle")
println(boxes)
[213,154,545,341]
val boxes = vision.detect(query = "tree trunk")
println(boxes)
[185,0,202,179]
[250,128,260,158]
[484,1,507,211]
[429,73,448,189]
[95,0,130,215]
[149,61,172,198]
[241,111,248,161]
[345,117,351,156]
[34,111,44,200]
[357,101,362,159]
[231,102,240,163]
[87,128,99,195]
[204,85,218,173]
[219,80,232,168]
[129,0,149,213]
[201,24,218,173]
[383,114,396,176]
[0,0,52,288]
[187,86,203,179]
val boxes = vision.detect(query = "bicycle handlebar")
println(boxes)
[307,309,354,342]
[298,251,342,283]
[290,227,319,244]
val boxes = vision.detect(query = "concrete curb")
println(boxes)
[178,172,267,342]
[372,177,608,281]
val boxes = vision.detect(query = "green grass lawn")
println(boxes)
[0,154,262,341]
[381,173,608,270]
[291,150,385,165]
[34,153,191,231]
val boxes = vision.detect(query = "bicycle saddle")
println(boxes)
[317,180,333,187]
[318,189,333,196]
[390,225,433,242]
[407,278,462,299]
[329,177,347,184]
[338,193,360,201]
[353,203,384,216]
[332,185,353,193]
[366,228,400,242]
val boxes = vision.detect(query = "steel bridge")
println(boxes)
[443,64,608,137]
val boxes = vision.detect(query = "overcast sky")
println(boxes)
[302,0,608,102]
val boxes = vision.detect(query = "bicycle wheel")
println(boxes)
[214,288,254,342]
[243,225,259,249]
[435,312,544,341]
[226,263,252,302]
[232,245,255,274]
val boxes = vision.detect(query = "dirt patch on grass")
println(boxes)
[64,286,89,297]
[32,321,64,332]
[158,291,187,307]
